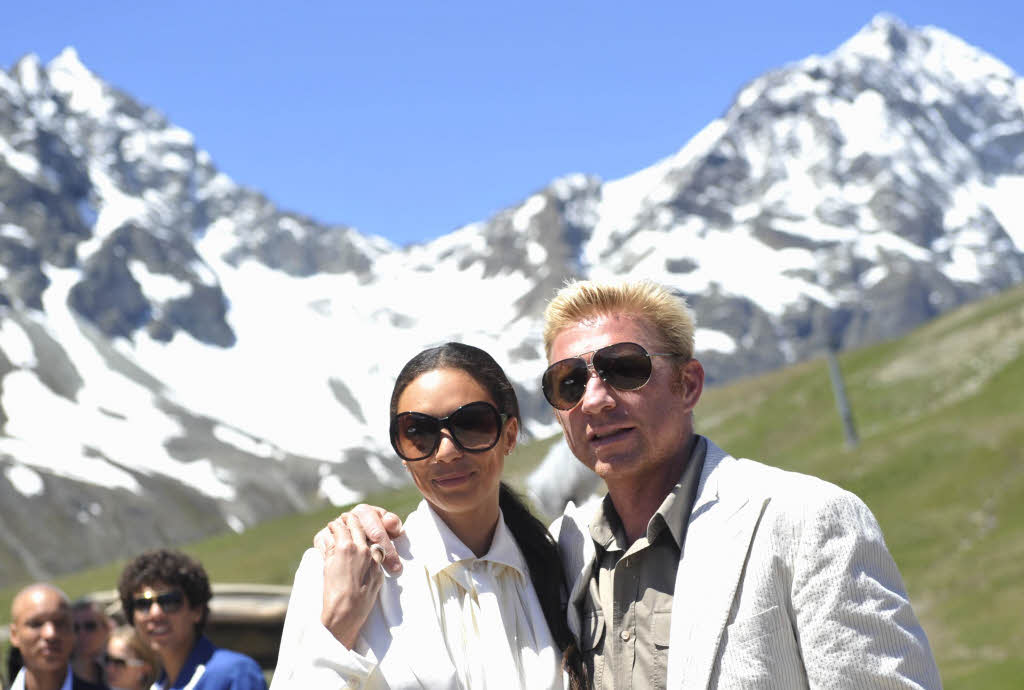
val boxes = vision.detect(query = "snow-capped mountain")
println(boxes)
[1,14,1022,583]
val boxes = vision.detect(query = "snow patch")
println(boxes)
[129,261,193,302]
[212,424,282,460]
[0,137,41,178]
[981,175,1024,251]
[513,194,548,232]
[319,474,361,506]
[525,240,547,265]
[5,464,45,497]
[696,328,737,354]
[0,319,37,367]
[226,515,246,534]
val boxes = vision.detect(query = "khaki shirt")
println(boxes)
[580,436,707,690]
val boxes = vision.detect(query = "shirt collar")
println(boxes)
[10,666,73,690]
[156,635,215,689]
[589,435,708,551]
[409,500,528,580]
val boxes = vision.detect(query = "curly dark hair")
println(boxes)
[117,548,212,636]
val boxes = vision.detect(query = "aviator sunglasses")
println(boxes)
[131,589,185,615]
[542,341,678,410]
[390,401,507,461]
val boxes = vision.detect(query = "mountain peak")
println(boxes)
[837,13,916,63]
[47,45,114,117]
[11,52,45,94]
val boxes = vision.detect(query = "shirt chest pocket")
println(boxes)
[652,608,673,679]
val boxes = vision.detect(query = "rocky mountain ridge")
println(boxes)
[0,14,1022,584]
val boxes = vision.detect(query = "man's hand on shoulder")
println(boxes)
[314,503,405,574]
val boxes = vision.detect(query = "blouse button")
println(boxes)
[620,629,631,641]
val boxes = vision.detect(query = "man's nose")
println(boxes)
[579,367,615,413]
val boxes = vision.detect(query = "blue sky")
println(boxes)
[2,1,1022,246]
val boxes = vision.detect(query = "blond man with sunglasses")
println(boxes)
[340,278,942,689]
[116,550,265,690]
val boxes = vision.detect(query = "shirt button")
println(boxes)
[620,630,631,641]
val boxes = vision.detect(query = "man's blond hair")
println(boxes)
[542,279,695,359]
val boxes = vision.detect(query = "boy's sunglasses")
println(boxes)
[131,589,185,615]
[73,620,99,634]
[542,341,678,410]
[104,654,147,670]
[390,401,507,461]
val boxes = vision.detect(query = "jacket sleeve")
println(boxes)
[790,489,943,689]
[269,549,380,689]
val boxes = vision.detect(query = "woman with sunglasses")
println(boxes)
[272,342,586,689]
[104,626,160,690]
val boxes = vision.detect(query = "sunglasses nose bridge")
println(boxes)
[432,424,463,461]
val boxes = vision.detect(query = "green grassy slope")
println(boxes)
[3,286,1021,688]
[695,283,1024,688]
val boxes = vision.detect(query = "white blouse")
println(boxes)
[271,501,564,689]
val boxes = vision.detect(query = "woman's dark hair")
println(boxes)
[117,548,212,637]
[391,342,588,688]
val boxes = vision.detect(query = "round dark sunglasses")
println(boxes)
[131,589,185,615]
[390,401,508,461]
[542,341,678,410]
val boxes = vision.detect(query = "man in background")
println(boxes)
[117,549,265,690]
[69,600,111,687]
[8,583,106,690]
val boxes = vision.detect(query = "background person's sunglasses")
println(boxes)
[390,401,507,461]
[73,620,99,633]
[131,589,185,615]
[542,341,677,410]
[104,654,147,670]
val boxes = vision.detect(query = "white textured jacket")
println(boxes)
[551,439,943,689]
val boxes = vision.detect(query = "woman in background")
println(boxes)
[272,342,585,689]
[104,626,160,690]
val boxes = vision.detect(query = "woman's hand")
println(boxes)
[320,513,386,649]
[315,504,405,574]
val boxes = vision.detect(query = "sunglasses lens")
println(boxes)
[594,342,653,390]
[132,590,185,615]
[158,591,184,613]
[449,403,501,450]
[104,655,126,670]
[542,358,590,410]
[393,413,440,460]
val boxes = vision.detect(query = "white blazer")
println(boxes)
[551,440,943,689]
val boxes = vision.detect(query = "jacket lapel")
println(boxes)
[666,445,770,690]
[556,499,599,639]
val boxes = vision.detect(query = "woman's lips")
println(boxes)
[432,472,473,488]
